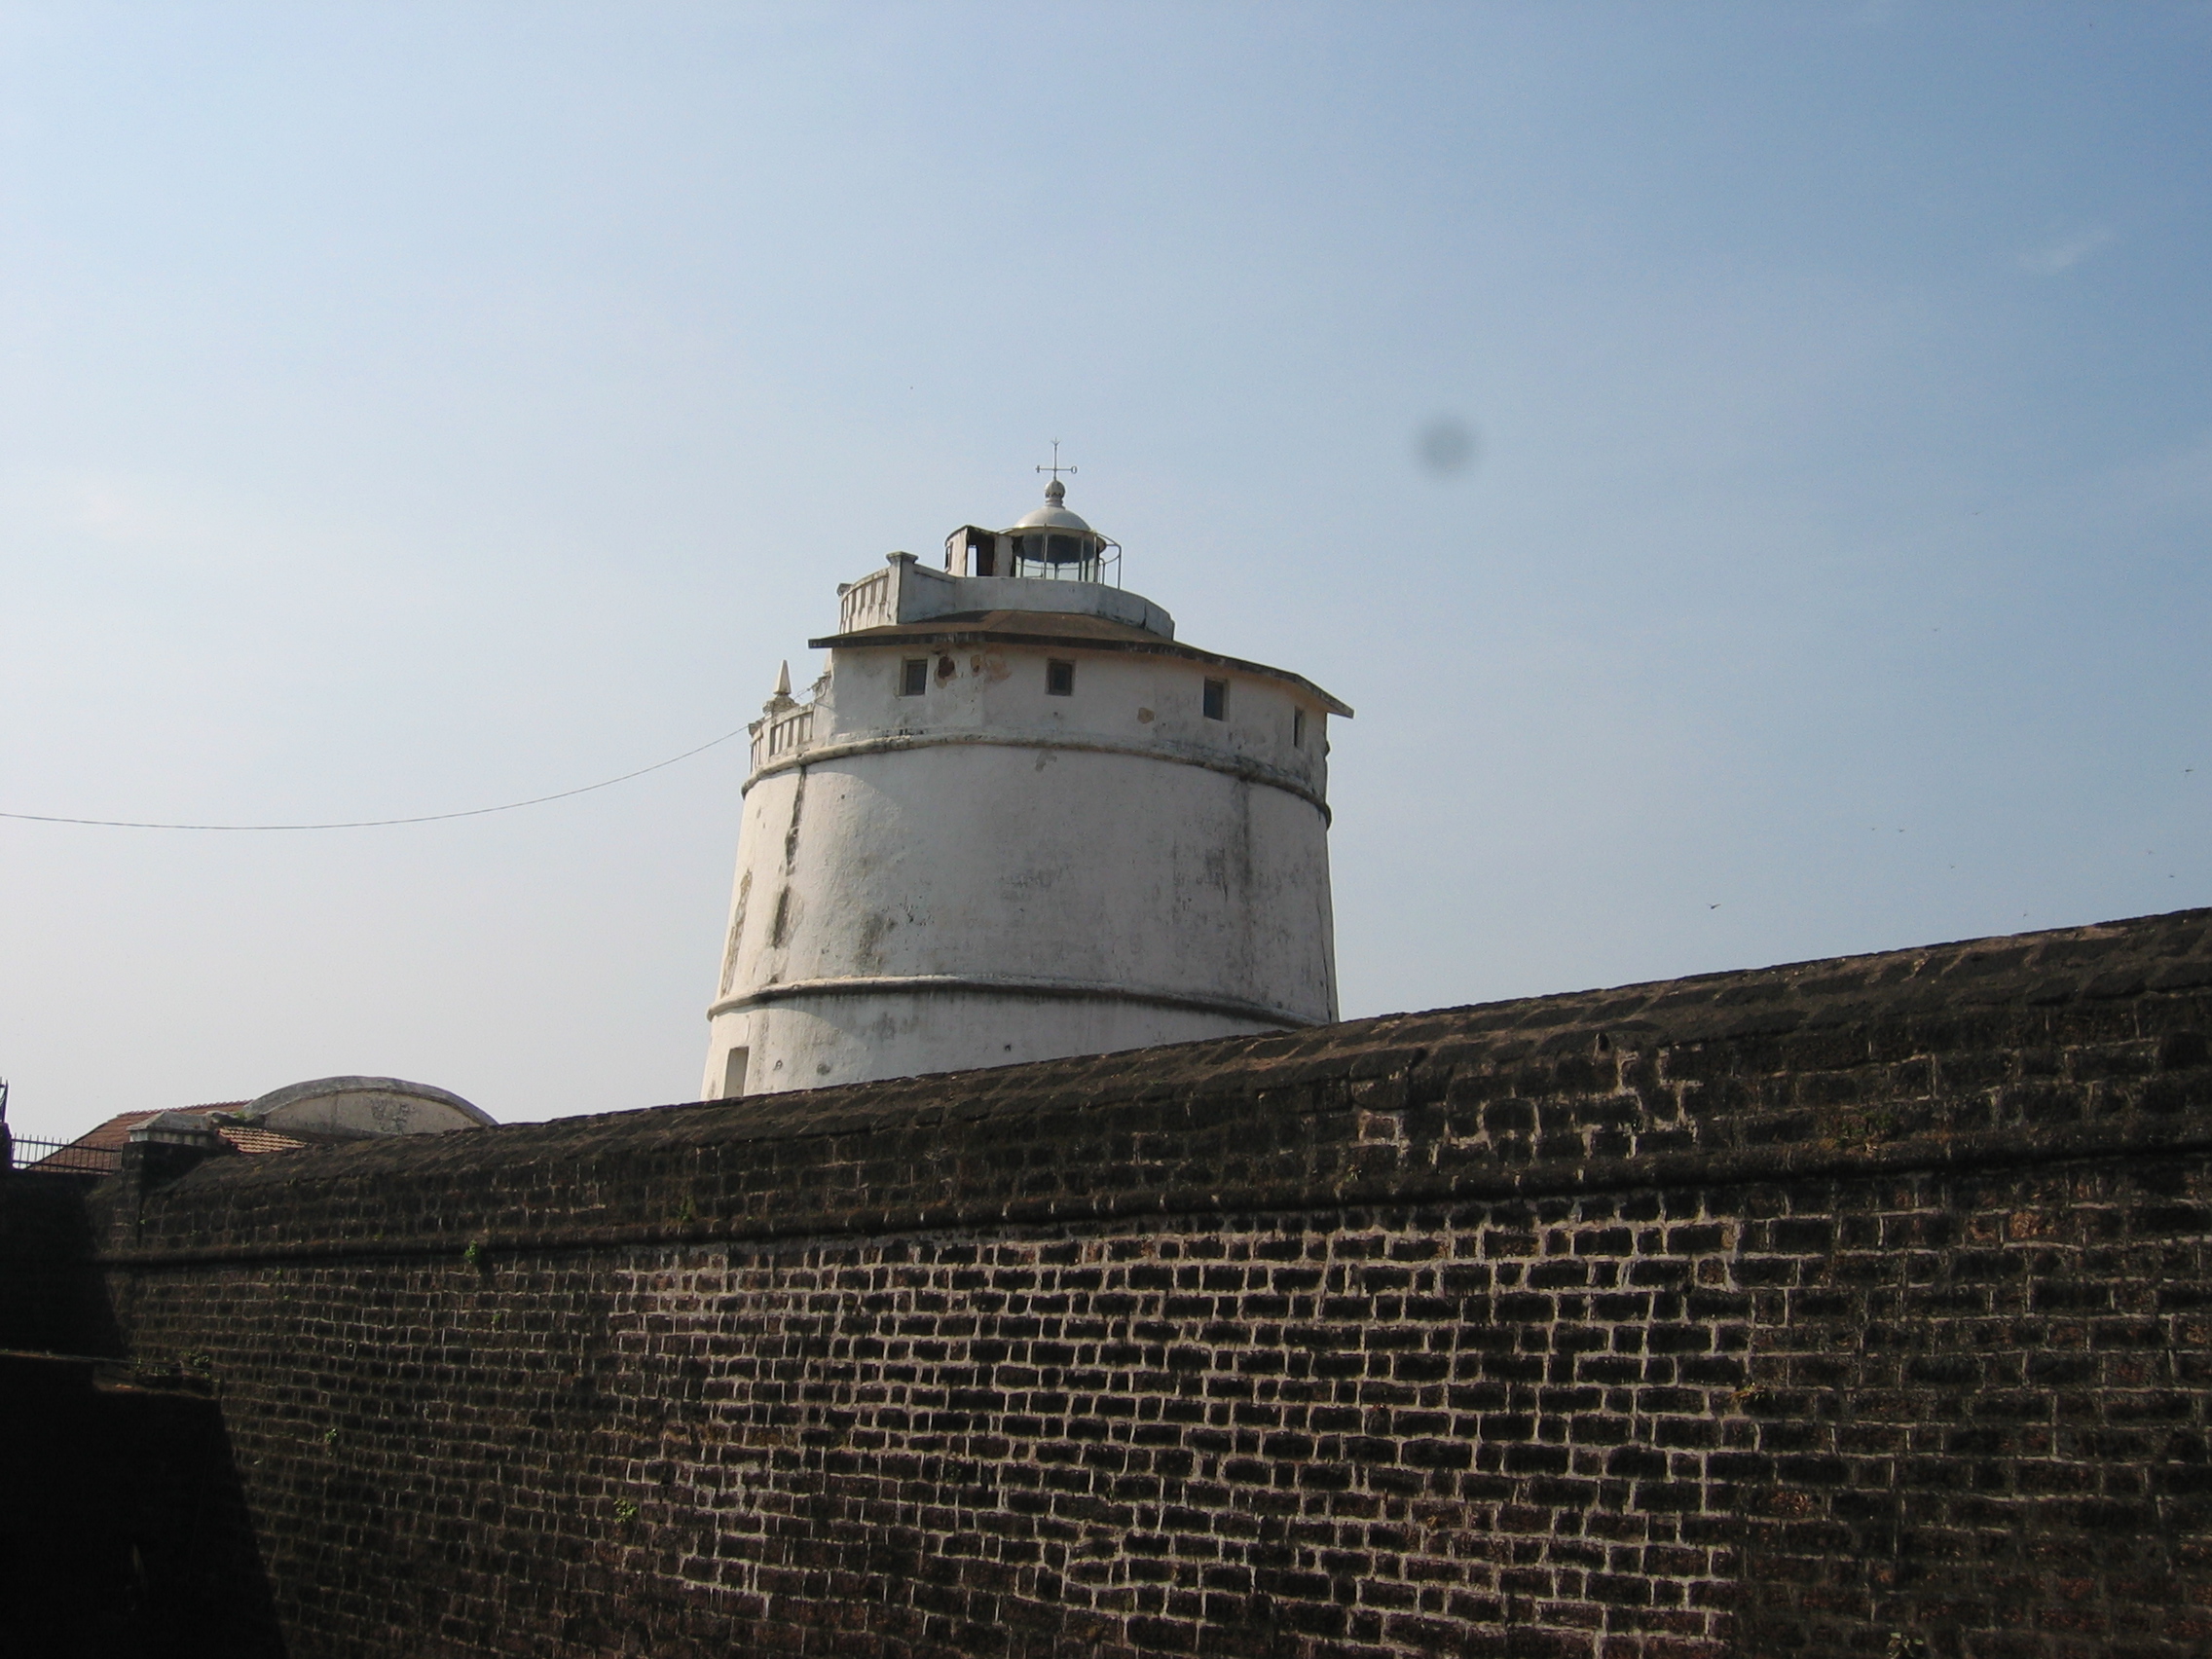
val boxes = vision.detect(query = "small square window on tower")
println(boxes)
[1047,659,1075,696]
[1202,678,1228,720]
[900,658,929,697]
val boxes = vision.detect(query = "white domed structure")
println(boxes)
[700,473,1350,1098]
[238,1076,494,1139]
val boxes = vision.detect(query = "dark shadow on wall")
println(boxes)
[0,1173,125,1356]
[0,1352,287,1659]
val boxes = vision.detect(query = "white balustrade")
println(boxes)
[750,704,816,772]
[838,569,895,633]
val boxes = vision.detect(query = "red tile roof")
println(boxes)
[214,1124,308,1155]
[50,1105,295,1161]
[65,1110,164,1152]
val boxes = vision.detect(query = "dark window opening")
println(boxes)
[1202,678,1228,720]
[1293,708,1306,747]
[901,658,928,697]
[1047,659,1075,696]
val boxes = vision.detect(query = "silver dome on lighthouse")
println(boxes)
[1003,476,1116,580]
[1012,476,1095,535]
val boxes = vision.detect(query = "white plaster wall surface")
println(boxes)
[897,560,1176,638]
[728,996,1284,1094]
[837,553,1176,639]
[702,571,1346,1098]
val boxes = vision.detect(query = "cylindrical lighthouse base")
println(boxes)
[702,982,1303,1097]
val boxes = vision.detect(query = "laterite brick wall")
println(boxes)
[88,911,2212,1658]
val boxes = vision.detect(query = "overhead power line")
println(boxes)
[0,723,752,831]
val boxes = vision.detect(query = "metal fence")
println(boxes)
[7,1136,121,1176]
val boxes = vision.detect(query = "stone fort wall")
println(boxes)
[66,910,2212,1657]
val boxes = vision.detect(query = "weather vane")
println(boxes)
[1036,441,1076,485]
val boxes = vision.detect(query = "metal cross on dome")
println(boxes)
[1036,442,1077,485]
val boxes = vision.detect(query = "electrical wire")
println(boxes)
[0,722,753,831]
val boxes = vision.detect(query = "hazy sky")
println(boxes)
[3,4,2207,1141]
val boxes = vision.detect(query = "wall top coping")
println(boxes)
[103,908,2212,1264]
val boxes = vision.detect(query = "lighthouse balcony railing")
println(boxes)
[752,704,815,771]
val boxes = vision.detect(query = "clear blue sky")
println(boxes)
[3,4,2207,1140]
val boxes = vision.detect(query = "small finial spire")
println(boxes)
[773,660,792,697]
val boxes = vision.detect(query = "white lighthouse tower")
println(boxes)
[701,469,1351,1097]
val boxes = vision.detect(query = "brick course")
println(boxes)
[63,910,2212,1656]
